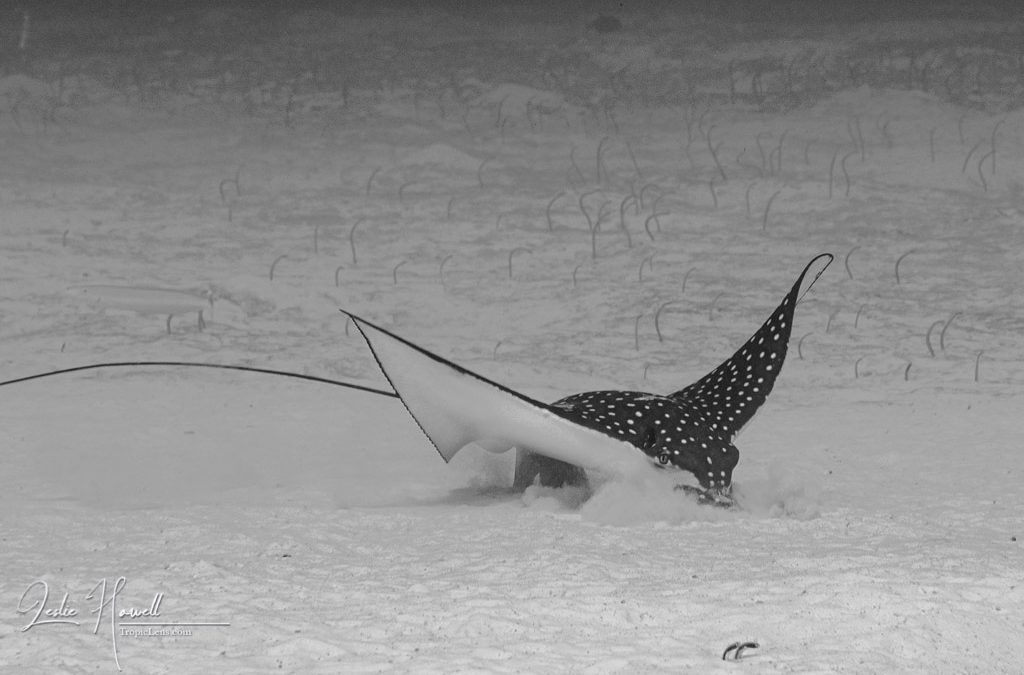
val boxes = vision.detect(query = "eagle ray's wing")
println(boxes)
[346,313,653,479]
[670,254,833,440]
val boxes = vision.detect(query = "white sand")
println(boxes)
[1,5,1022,673]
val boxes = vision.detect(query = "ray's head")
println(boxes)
[644,427,739,493]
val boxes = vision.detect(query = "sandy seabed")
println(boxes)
[1,3,1022,673]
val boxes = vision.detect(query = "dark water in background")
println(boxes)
[2,0,1021,110]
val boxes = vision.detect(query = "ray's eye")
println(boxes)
[657,452,670,466]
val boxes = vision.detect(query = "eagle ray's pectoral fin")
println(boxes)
[670,254,833,440]
[345,313,544,463]
[345,313,652,484]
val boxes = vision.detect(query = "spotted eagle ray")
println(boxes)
[347,254,832,506]
[0,256,830,506]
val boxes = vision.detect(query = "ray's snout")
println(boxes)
[697,464,733,491]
